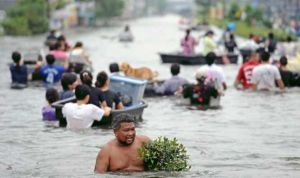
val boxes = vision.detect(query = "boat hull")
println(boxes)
[52,97,148,128]
[159,53,238,65]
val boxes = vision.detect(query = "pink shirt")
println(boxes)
[50,50,68,61]
[181,36,197,55]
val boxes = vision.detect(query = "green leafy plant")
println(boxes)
[138,137,191,171]
[2,0,48,36]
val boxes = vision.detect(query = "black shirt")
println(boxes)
[10,64,28,84]
[279,69,294,87]
[88,86,103,107]
[99,90,121,108]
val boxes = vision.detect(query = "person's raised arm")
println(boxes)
[95,146,110,173]
[102,106,111,116]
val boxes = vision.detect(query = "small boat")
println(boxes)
[52,97,148,127]
[119,32,134,42]
[159,53,238,65]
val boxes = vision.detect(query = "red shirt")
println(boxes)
[236,60,260,89]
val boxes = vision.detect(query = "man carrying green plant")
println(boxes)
[94,113,151,173]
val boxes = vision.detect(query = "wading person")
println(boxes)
[62,84,111,129]
[234,50,260,90]
[155,63,188,95]
[95,113,151,173]
[10,51,28,88]
[251,51,285,91]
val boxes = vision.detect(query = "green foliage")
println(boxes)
[138,137,191,171]
[2,17,31,35]
[95,0,124,19]
[195,0,211,19]
[2,0,48,36]
[49,0,68,10]
[206,18,297,42]
[227,2,240,20]
[244,4,263,26]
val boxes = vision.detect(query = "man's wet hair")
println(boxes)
[46,54,55,65]
[55,42,64,50]
[109,63,120,73]
[205,52,216,66]
[112,113,135,130]
[206,30,214,36]
[268,32,274,39]
[280,56,288,66]
[12,51,21,64]
[261,51,270,62]
[61,73,77,91]
[75,84,90,100]
[171,63,180,76]
[46,88,59,104]
[74,41,83,48]
[80,70,93,86]
[57,35,66,42]
[95,71,108,88]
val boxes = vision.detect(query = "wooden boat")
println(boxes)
[159,53,238,65]
[52,97,148,127]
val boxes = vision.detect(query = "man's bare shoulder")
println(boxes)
[99,139,117,152]
[136,135,151,144]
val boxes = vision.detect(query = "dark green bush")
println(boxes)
[2,17,31,36]
[138,137,191,171]
[2,0,48,36]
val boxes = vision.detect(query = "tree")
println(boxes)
[227,2,240,20]
[195,0,211,20]
[2,0,48,35]
[244,4,263,26]
[95,0,124,22]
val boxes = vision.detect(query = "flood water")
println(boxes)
[1,15,300,177]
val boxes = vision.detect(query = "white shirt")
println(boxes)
[251,64,281,90]
[62,103,104,129]
[199,64,226,90]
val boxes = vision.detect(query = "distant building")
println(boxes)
[49,0,78,29]
[165,0,195,17]
[0,0,17,20]
[0,0,17,11]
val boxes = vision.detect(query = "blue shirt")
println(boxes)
[10,64,28,84]
[40,65,65,84]
[155,76,188,95]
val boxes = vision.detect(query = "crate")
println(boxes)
[109,75,147,105]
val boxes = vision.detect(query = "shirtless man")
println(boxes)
[95,113,151,173]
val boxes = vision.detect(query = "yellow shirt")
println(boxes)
[203,37,217,55]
